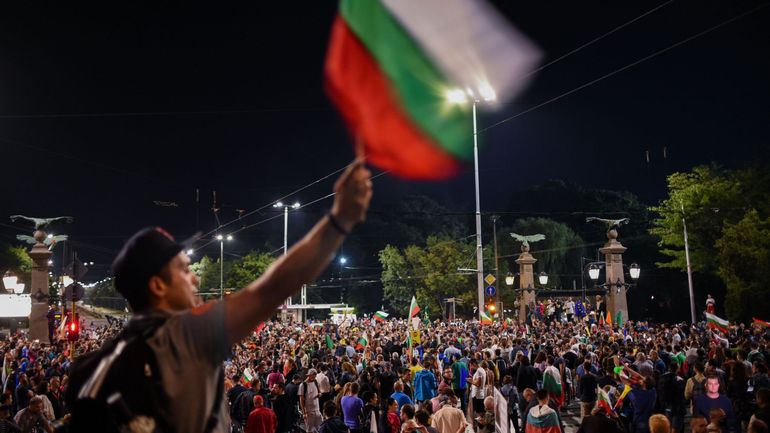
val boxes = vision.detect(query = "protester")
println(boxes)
[693,375,738,433]
[244,395,277,433]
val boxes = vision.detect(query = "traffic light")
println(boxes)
[67,320,80,342]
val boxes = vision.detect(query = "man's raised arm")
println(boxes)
[224,159,372,344]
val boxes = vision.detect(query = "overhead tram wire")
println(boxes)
[524,0,676,78]
[196,163,353,241]
[193,169,390,251]
[479,2,770,134]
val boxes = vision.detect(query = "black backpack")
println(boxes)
[65,315,222,433]
[231,389,257,425]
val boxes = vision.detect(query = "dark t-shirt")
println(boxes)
[579,374,598,402]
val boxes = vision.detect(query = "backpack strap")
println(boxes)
[202,368,224,433]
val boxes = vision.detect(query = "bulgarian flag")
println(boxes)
[374,311,389,322]
[356,332,369,351]
[542,366,564,407]
[597,386,613,416]
[241,367,255,386]
[409,296,421,319]
[479,310,493,325]
[705,312,729,333]
[325,0,540,179]
[753,318,770,328]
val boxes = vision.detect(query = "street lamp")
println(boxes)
[446,85,496,321]
[629,263,641,280]
[216,234,233,299]
[339,257,347,265]
[274,200,301,308]
[505,272,515,286]
[588,264,600,282]
[538,272,549,287]
[3,272,18,292]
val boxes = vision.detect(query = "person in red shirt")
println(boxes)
[245,395,277,433]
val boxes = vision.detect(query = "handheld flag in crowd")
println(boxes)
[409,296,421,319]
[753,318,770,328]
[575,300,586,319]
[614,384,631,410]
[374,311,389,322]
[479,310,493,325]
[597,387,613,416]
[705,312,729,333]
[324,0,540,179]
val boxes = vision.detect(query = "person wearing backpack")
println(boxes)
[685,362,708,410]
[65,160,372,433]
[232,381,260,432]
[300,369,323,433]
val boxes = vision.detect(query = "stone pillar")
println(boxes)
[516,246,537,322]
[600,228,629,323]
[28,230,52,342]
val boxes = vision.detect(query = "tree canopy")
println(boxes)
[380,235,478,318]
[651,165,770,320]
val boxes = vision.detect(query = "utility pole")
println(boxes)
[682,204,696,324]
[492,215,500,287]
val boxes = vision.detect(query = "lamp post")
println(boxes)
[274,201,300,311]
[216,234,233,299]
[538,272,549,287]
[587,262,641,292]
[446,87,496,320]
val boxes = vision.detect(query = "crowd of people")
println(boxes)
[218,308,770,433]
[0,304,768,433]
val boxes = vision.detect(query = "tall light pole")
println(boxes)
[216,234,233,299]
[681,204,696,324]
[447,86,495,320]
[274,201,301,309]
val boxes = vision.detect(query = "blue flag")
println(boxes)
[575,300,586,318]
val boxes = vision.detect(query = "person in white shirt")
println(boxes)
[469,359,487,417]
[564,298,576,322]
[316,365,332,407]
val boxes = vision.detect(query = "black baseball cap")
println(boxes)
[112,227,196,297]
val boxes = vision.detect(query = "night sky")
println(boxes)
[1,1,768,283]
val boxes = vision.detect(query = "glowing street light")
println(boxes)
[339,257,347,265]
[505,272,515,286]
[538,272,549,286]
[274,200,301,308]
[446,85,496,321]
[588,264,601,282]
[216,234,234,299]
[186,249,194,256]
[629,263,641,280]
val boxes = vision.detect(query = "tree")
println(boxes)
[715,210,770,322]
[380,236,476,318]
[0,245,33,286]
[650,166,746,272]
[225,250,275,290]
[190,256,221,296]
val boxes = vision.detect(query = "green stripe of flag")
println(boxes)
[339,0,472,159]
